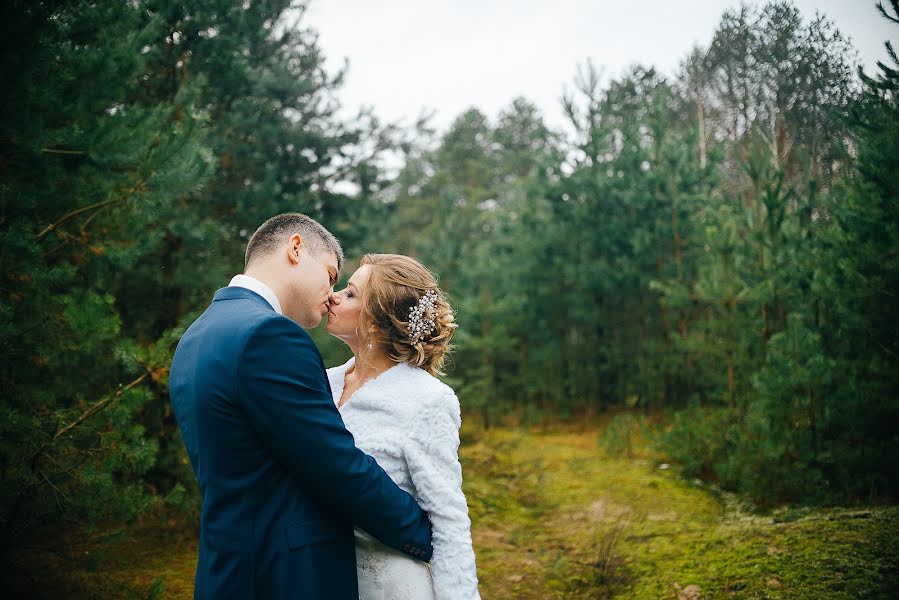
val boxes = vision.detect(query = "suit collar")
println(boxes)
[212,286,276,312]
[228,274,282,314]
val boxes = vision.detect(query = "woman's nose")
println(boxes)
[329,291,341,305]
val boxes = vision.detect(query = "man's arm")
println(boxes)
[238,315,432,561]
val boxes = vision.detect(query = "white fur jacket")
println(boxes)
[327,358,480,599]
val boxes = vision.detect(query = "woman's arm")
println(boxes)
[404,388,480,599]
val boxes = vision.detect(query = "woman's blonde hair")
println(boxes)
[359,254,457,376]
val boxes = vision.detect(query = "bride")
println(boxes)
[325,253,480,599]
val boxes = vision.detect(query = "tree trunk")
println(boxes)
[696,96,707,169]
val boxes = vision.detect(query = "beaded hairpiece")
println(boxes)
[408,289,438,343]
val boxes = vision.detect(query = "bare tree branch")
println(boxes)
[52,373,148,442]
[35,198,122,240]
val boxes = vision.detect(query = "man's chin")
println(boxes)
[288,313,321,330]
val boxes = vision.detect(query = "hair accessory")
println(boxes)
[408,289,438,343]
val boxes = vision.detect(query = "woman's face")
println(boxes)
[326,264,372,344]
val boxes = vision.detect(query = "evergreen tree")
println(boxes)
[0,0,213,562]
[814,0,899,498]
[0,0,382,567]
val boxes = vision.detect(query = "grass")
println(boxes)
[464,424,899,599]
[7,519,198,599]
[7,423,899,598]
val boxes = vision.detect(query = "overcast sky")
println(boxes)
[302,0,897,136]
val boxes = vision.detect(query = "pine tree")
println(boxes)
[813,0,899,498]
[0,0,213,563]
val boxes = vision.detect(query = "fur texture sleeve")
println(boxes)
[405,388,480,599]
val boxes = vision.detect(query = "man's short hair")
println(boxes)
[244,213,344,271]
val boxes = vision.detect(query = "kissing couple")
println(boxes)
[170,213,480,599]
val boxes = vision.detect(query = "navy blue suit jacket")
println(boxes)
[169,287,433,599]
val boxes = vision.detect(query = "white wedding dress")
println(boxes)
[327,358,480,600]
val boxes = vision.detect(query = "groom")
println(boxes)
[170,213,432,599]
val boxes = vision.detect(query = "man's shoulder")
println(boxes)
[207,293,300,333]
[242,311,316,353]
[185,298,314,361]
[236,311,328,393]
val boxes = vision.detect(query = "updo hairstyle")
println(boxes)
[358,254,457,376]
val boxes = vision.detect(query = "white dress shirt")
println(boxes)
[228,274,283,315]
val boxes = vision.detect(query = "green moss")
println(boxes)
[10,426,898,599]
[462,427,897,599]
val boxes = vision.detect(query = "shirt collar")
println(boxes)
[228,274,283,315]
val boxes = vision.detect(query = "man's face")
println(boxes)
[288,249,339,329]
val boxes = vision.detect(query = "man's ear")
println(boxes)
[287,233,304,265]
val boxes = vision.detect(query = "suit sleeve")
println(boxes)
[238,316,433,561]
[405,390,480,599]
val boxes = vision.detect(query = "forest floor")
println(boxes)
[8,423,899,599]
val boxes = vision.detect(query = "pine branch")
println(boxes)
[886,42,899,75]
[78,207,104,234]
[35,198,121,240]
[6,372,152,542]
[35,173,151,241]
[877,1,899,25]
[40,148,88,156]
[22,370,150,475]
[38,469,71,511]
[51,373,148,442]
